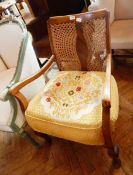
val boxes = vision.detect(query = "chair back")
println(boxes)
[48,10,111,71]
[0,18,24,68]
[48,15,81,71]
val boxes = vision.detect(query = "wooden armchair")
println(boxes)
[9,10,121,168]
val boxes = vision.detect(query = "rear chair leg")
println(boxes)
[34,131,52,145]
[107,145,121,169]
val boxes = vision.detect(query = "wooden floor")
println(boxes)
[0,63,133,175]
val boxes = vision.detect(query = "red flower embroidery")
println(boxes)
[56,82,61,87]
[76,86,81,92]
[46,97,51,102]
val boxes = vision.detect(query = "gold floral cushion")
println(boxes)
[25,71,119,145]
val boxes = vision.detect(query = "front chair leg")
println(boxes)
[107,145,121,169]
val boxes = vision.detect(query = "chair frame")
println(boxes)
[0,16,42,148]
[9,10,121,168]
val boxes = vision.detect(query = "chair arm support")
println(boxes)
[9,55,55,96]
[102,54,113,148]
[15,92,29,112]
[102,54,111,107]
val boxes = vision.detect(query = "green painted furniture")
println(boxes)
[0,16,45,147]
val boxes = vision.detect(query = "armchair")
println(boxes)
[9,10,120,168]
[0,16,45,147]
[88,0,133,50]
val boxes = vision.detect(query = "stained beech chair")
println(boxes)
[9,10,121,168]
[0,16,46,147]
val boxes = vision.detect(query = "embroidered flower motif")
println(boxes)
[56,82,61,87]
[75,76,80,80]
[63,103,68,107]
[68,90,74,95]
[79,96,83,100]
[44,91,51,96]
[85,80,90,85]
[46,97,51,102]
[82,72,87,74]
[76,86,81,92]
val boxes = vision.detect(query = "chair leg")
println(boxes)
[43,134,52,145]
[102,106,121,168]
[107,145,121,169]
[20,131,41,148]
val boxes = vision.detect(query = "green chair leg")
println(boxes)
[20,131,41,148]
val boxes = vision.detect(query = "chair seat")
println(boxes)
[25,71,119,145]
[111,19,133,49]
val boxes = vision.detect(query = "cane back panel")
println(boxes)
[47,10,111,71]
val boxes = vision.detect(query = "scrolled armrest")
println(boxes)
[0,88,8,101]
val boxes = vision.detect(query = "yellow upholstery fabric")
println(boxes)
[25,71,119,145]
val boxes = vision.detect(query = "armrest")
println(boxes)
[9,55,55,96]
[0,88,8,101]
[102,54,111,107]
[8,55,55,112]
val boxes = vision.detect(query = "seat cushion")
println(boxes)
[25,71,119,145]
[111,20,133,49]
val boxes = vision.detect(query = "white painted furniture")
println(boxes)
[0,16,45,147]
[88,0,133,50]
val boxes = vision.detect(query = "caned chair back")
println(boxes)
[47,10,111,71]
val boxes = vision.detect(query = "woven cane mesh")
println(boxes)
[49,22,81,71]
[82,16,108,71]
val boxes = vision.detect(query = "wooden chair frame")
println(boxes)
[9,10,121,168]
